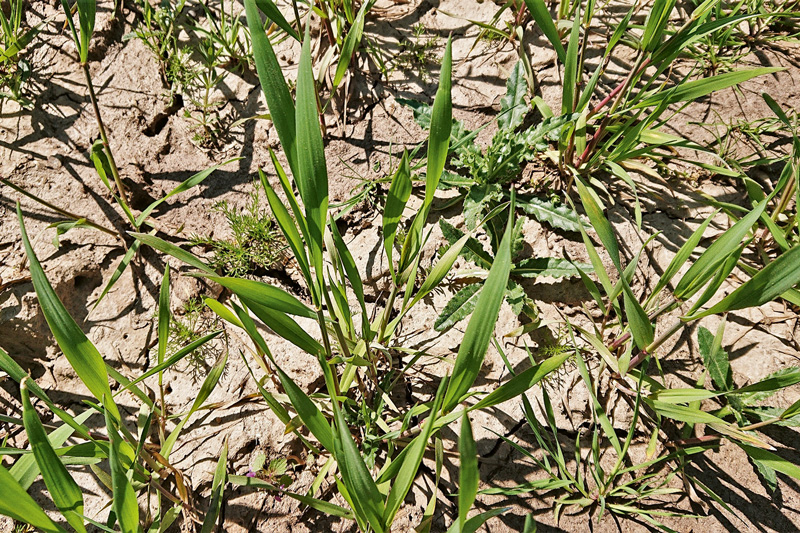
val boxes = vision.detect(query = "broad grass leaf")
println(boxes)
[253,0,299,40]
[76,0,95,63]
[443,202,514,412]
[561,10,581,115]
[130,233,215,274]
[689,245,800,319]
[260,168,311,284]
[674,199,767,300]
[204,276,316,318]
[103,404,139,533]
[333,1,367,89]
[17,205,119,421]
[425,37,453,207]
[245,0,297,176]
[0,464,66,532]
[738,444,800,482]
[275,366,334,451]
[333,408,385,533]
[200,440,228,533]
[522,0,565,63]
[243,299,323,355]
[636,68,783,109]
[158,264,170,365]
[471,352,570,411]
[383,152,412,277]
[641,0,675,52]
[458,412,478,529]
[21,379,86,533]
[435,284,482,332]
[296,24,329,282]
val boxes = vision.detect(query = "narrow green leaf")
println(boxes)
[131,233,215,274]
[444,201,514,412]
[275,365,334,451]
[333,1,367,89]
[17,205,119,421]
[230,475,354,518]
[104,403,139,533]
[245,0,298,176]
[458,412,479,529]
[689,245,800,319]
[76,0,95,63]
[254,0,299,40]
[383,152,412,278]
[522,0,566,63]
[0,464,66,532]
[738,444,800,482]
[200,440,228,533]
[203,276,316,318]
[425,37,453,207]
[21,379,86,533]
[333,408,385,533]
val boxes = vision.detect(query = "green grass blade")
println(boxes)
[135,160,236,228]
[333,408,385,533]
[92,238,142,310]
[523,0,566,63]
[158,264,170,365]
[471,352,570,411]
[245,0,298,176]
[21,379,86,533]
[383,152,412,279]
[561,10,581,115]
[458,412,479,529]
[443,201,514,412]
[230,476,354,518]
[276,366,334,450]
[737,444,800,483]
[202,276,316,318]
[641,0,675,52]
[254,0,299,40]
[296,23,329,286]
[425,37,452,207]
[688,245,800,319]
[103,403,139,533]
[0,464,66,532]
[76,0,95,63]
[650,212,716,301]
[242,299,323,355]
[200,439,228,533]
[635,68,783,109]
[674,200,767,300]
[130,233,215,274]
[17,205,119,421]
[333,0,367,89]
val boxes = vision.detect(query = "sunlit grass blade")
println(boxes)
[333,0,367,90]
[131,232,215,274]
[561,9,581,115]
[103,401,139,533]
[17,204,119,421]
[687,245,800,319]
[200,439,228,533]
[458,412,478,530]
[383,152,411,280]
[443,199,514,412]
[135,159,237,228]
[523,0,566,63]
[243,299,323,355]
[162,352,228,459]
[295,22,329,287]
[275,366,334,451]
[425,36,452,206]
[21,378,86,533]
[76,0,95,64]
[201,276,316,318]
[254,0,299,41]
[0,464,66,533]
[674,199,767,300]
[333,407,386,533]
[245,0,297,176]
[92,237,141,310]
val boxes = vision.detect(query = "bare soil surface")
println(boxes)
[2,1,800,532]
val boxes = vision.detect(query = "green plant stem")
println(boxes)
[82,63,131,215]
[316,308,342,399]
[628,319,684,370]
[378,284,399,344]
[2,177,120,238]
